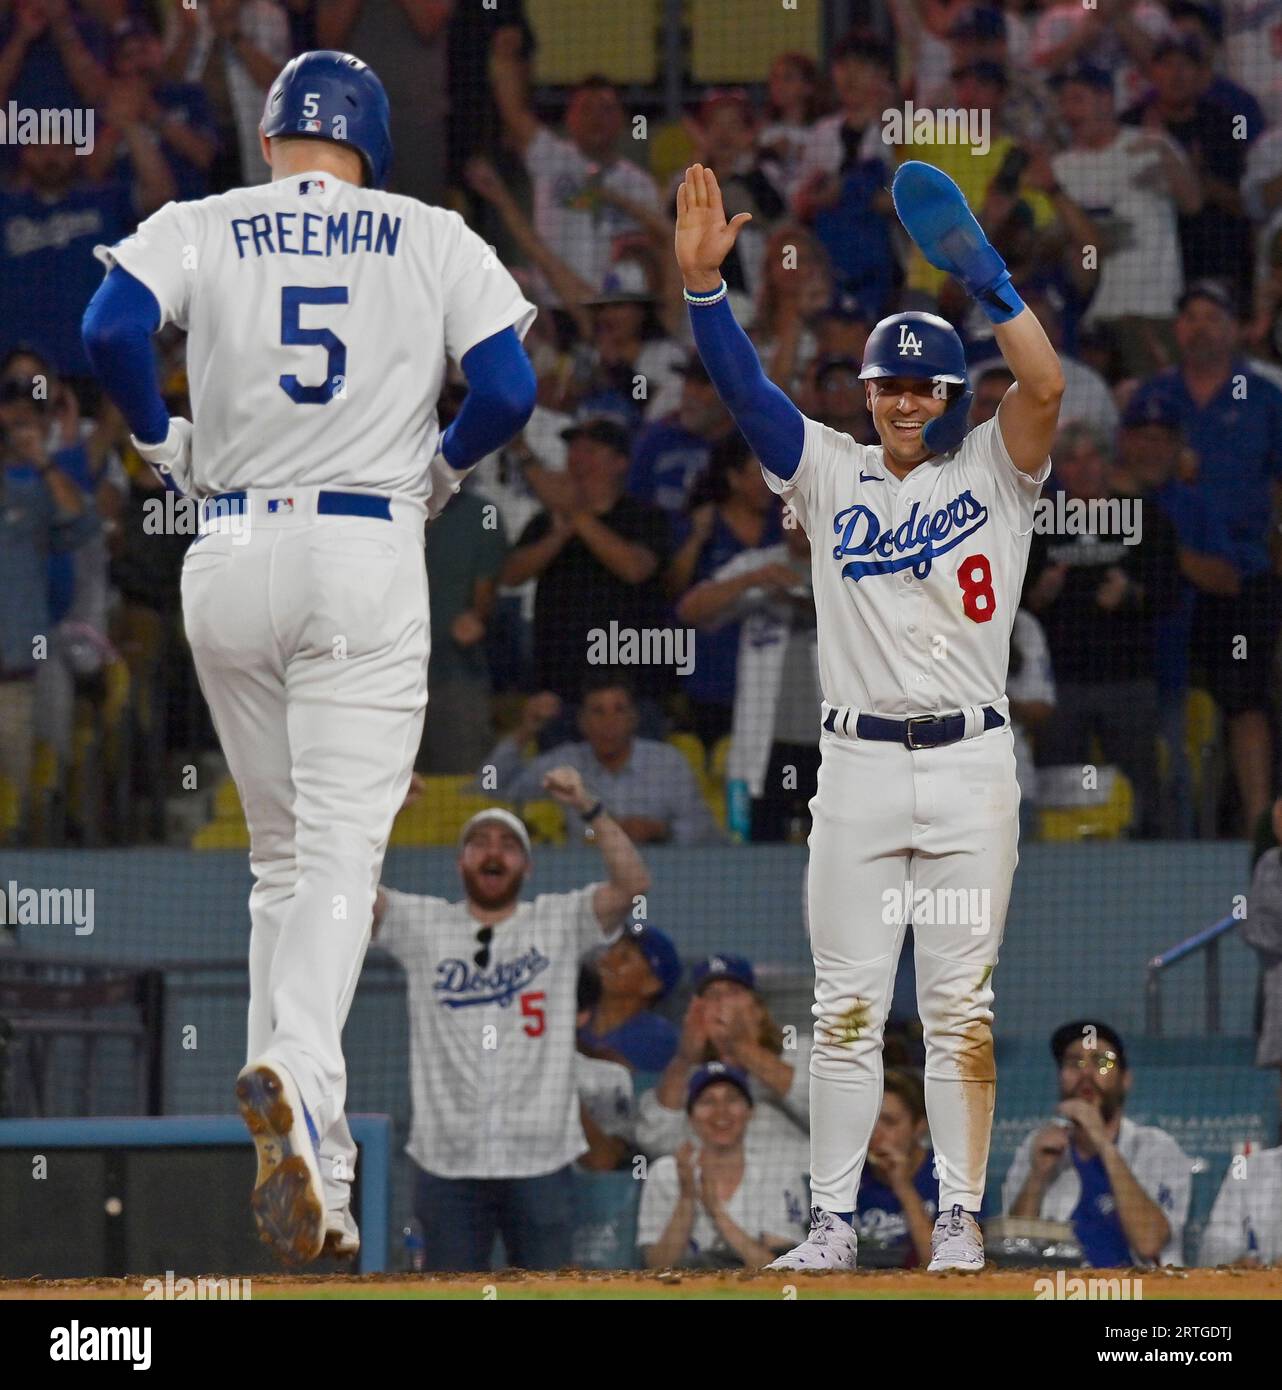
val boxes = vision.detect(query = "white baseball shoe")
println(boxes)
[322,1203,361,1260]
[765,1207,859,1271]
[927,1204,985,1272]
[235,1060,327,1265]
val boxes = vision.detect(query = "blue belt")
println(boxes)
[823,705,1005,750]
[201,490,392,522]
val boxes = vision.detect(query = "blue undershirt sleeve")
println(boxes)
[688,295,805,480]
[81,267,169,446]
[440,327,537,471]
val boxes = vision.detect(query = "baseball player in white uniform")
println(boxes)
[674,159,1065,1270]
[82,52,537,1263]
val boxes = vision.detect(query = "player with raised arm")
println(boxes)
[674,160,1063,1271]
[81,52,537,1264]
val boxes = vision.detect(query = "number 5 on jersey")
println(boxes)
[280,285,348,404]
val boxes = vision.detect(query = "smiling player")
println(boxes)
[674,160,1064,1271]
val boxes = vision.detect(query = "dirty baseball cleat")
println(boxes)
[928,1203,985,1272]
[236,1061,326,1265]
[321,1203,361,1260]
[765,1206,859,1271]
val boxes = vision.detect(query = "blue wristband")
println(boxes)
[975,272,1026,326]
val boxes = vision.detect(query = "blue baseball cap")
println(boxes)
[1122,393,1181,431]
[687,1061,754,1112]
[1050,62,1113,93]
[621,920,681,1001]
[822,286,871,323]
[692,953,756,993]
[949,6,1006,41]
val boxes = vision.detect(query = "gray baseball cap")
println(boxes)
[458,808,532,859]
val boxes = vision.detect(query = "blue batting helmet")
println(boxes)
[858,311,973,455]
[261,51,392,189]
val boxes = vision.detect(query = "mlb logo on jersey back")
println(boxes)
[898,324,923,357]
[298,179,326,195]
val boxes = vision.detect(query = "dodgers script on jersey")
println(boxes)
[96,170,536,499]
[764,413,1050,716]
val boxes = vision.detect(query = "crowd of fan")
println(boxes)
[3,0,1282,847]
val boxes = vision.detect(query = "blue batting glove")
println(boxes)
[892,161,1025,325]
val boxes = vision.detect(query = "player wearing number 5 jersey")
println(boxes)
[674,160,1064,1272]
[372,771,651,1272]
[82,52,538,1264]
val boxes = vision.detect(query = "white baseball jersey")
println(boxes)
[1001,1117,1192,1266]
[636,1150,810,1265]
[96,170,536,499]
[765,414,1049,717]
[375,885,606,1179]
[576,1054,637,1146]
[1199,1145,1282,1266]
[1051,133,1185,322]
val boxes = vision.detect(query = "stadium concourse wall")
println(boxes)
[2,840,1255,1032]
[2,842,1262,1268]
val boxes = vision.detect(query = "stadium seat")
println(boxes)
[191,818,251,850]
[666,732,708,785]
[1037,767,1134,841]
[0,776,18,836]
[689,0,822,83]
[389,776,513,848]
[212,776,243,819]
[1185,688,1222,836]
[526,0,660,85]
[520,798,568,846]
[192,775,250,849]
[649,117,697,194]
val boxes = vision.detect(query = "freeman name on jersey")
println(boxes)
[230,208,402,260]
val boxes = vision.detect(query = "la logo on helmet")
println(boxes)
[898,325,923,356]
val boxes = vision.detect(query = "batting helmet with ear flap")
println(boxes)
[261,50,392,188]
[858,311,973,455]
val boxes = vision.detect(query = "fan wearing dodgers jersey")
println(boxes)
[80,53,539,1264]
[674,160,1064,1272]
[372,768,651,1272]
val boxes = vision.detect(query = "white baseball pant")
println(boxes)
[181,487,428,1212]
[806,715,1019,1214]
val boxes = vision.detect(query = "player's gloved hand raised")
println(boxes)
[131,417,193,495]
[891,161,1025,325]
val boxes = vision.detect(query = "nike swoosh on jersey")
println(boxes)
[859,472,882,482]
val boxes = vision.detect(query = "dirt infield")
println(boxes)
[3,1266,1278,1300]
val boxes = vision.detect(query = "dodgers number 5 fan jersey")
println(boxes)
[375,886,605,1179]
[766,413,1050,716]
[96,171,537,499]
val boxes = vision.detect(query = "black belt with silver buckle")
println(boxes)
[822,705,1005,750]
